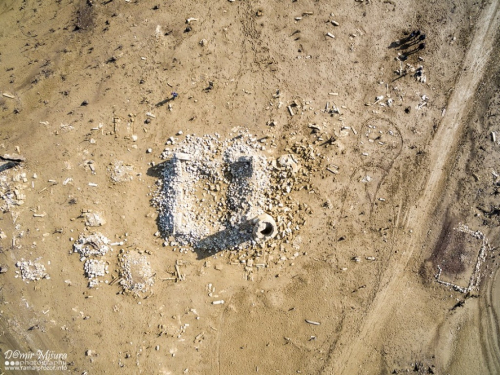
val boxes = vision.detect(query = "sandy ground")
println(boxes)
[0,0,500,374]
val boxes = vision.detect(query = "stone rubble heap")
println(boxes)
[154,131,325,258]
[224,142,270,227]
[155,132,271,250]
[108,160,134,183]
[119,251,154,294]
[0,170,27,212]
[156,134,224,246]
[15,259,49,282]
[84,259,109,288]
[73,233,111,260]
[73,233,112,288]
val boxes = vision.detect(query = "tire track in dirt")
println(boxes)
[327,1,500,373]
[478,265,500,374]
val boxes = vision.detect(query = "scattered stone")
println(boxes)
[323,199,333,209]
[73,233,111,258]
[0,172,27,212]
[152,131,323,260]
[277,154,300,174]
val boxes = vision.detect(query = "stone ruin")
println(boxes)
[73,233,113,288]
[154,132,290,253]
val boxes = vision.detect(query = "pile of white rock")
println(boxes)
[154,132,271,250]
[73,233,111,260]
[73,233,112,288]
[15,259,49,282]
[108,160,134,183]
[84,259,108,288]
[224,142,270,227]
[154,130,326,265]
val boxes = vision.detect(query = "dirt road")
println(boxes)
[327,1,500,373]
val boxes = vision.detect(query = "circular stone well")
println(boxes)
[252,213,277,242]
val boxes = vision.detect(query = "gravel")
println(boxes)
[73,233,112,259]
[15,259,49,282]
[73,233,113,288]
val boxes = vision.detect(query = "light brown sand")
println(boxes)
[0,0,499,374]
